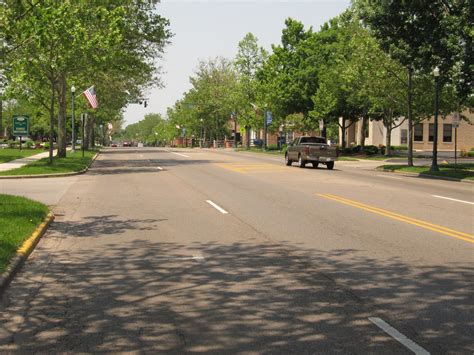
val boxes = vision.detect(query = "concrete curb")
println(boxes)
[376,168,474,184]
[0,152,99,180]
[0,212,55,294]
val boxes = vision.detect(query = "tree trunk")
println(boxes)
[90,116,96,148]
[407,67,414,167]
[341,117,346,149]
[57,73,67,158]
[49,77,55,164]
[83,115,90,149]
[359,116,367,149]
[385,125,392,156]
[245,125,250,149]
[0,99,3,137]
[84,114,95,149]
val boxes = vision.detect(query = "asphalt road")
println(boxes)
[1,147,472,353]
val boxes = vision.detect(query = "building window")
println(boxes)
[414,123,423,141]
[428,123,435,142]
[400,129,407,144]
[443,124,452,142]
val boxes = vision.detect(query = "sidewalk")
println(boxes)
[0,150,55,172]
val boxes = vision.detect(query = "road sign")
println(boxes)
[12,115,29,136]
[452,112,460,128]
[266,111,272,125]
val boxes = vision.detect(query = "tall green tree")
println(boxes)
[356,0,472,165]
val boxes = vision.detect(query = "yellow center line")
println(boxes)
[317,193,474,244]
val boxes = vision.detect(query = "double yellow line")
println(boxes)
[318,193,474,244]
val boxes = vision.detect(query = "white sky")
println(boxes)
[122,0,350,126]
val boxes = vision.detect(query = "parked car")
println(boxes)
[123,141,131,147]
[285,136,338,169]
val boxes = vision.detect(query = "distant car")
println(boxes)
[111,143,118,147]
[285,136,338,169]
[123,142,131,147]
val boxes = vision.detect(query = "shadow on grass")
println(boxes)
[0,215,472,353]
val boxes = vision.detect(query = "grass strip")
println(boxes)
[0,150,96,176]
[235,148,284,155]
[380,164,474,180]
[0,148,44,163]
[0,194,49,272]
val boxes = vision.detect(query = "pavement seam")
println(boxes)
[0,212,55,294]
[0,152,99,180]
[376,167,474,184]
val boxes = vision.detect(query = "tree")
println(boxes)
[234,33,267,148]
[3,1,171,160]
[356,0,472,165]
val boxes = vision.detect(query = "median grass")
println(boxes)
[0,194,49,272]
[0,150,96,176]
[0,148,43,163]
[379,163,474,180]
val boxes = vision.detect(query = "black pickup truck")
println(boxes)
[285,136,338,169]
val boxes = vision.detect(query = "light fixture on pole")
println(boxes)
[71,85,76,153]
[430,66,440,172]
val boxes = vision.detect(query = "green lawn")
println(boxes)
[235,147,285,155]
[379,163,474,180]
[0,148,44,163]
[0,194,49,272]
[0,150,96,176]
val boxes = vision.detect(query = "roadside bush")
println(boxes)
[25,141,34,148]
[468,151,474,157]
[364,145,379,155]
[8,140,19,148]
[391,145,408,151]
[378,144,386,155]
[267,144,279,151]
[44,142,50,149]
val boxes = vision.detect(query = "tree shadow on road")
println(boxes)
[0,221,472,353]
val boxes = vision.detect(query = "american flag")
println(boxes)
[83,86,98,109]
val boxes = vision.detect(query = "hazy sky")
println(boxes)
[122,0,350,126]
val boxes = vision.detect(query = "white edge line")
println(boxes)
[166,149,190,158]
[368,317,430,355]
[206,200,228,214]
[432,195,474,205]
[156,167,163,170]
[377,174,403,180]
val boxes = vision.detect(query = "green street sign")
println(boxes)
[13,115,30,136]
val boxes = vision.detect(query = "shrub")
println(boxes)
[391,145,408,151]
[364,145,379,155]
[468,151,474,157]
[25,141,34,148]
[267,144,279,151]
[8,140,19,148]
[44,142,50,149]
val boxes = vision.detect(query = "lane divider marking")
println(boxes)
[432,195,474,205]
[317,193,474,244]
[368,317,430,355]
[206,200,228,214]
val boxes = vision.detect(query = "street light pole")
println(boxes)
[71,85,76,153]
[430,66,440,172]
[263,109,267,151]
